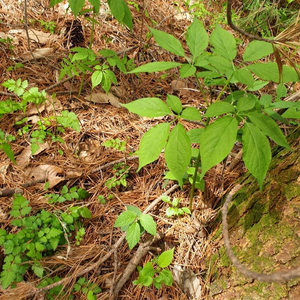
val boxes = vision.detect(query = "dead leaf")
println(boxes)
[16,143,49,168]
[84,92,121,108]
[24,164,65,188]
[31,47,54,58]
[171,80,189,96]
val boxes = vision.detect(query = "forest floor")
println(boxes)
[0,0,299,299]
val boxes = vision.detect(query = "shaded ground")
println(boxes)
[0,0,299,299]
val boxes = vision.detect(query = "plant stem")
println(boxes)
[195,75,209,107]
[189,150,201,211]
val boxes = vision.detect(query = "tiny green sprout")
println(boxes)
[97,195,106,204]
[161,196,191,218]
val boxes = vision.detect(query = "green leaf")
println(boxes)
[276,83,287,99]
[91,71,103,89]
[207,56,233,76]
[120,0,133,30]
[138,123,170,171]
[260,95,272,107]
[108,0,124,23]
[247,80,269,91]
[242,122,271,189]
[3,240,14,254]
[114,210,137,227]
[187,128,203,143]
[68,0,85,18]
[32,264,44,278]
[200,117,238,177]
[1,270,16,289]
[210,25,237,61]
[165,124,191,187]
[246,112,290,148]
[150,28,185,57]
[247,63,298,83]
[2,143,16,164]
[205,102,235,117]
[233,68,254,87]
[101,74,111,93]
[166,95,182,115]
[236,97,256,112]
[159,269,173,286]
[179,64,196,78]
[128,62,181,73]
[181,107,202,120]
[79,207,92,219]
[126,222,141,249]
[48,228,62,238]
[282,107,300,119]
[186,19,208,59]
[126,205,142,216]
[139,214,156,235]
[243,40,273,61]
[121,98,171,117]
[158,248,174,268]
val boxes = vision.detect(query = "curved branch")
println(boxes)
[222,184,300,282]
[226,0,275,43]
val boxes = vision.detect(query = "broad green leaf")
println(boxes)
[187,128,203,143]
[276,83,287,98]
[200,117,238,176]
[210,25,237,61]
[207,56,233,76]
[108,0,124,24]
[2,143,16,164]
[150,28,185,57]
[157,248,174,268]
[282,108,300,119]
[79,207,92,219]
[139,214,156,235]
[68,0,85,18]
[138,123,170,170]
[233,68,254,87]
[128,62,181,73]
[1,270,16,289]
[126,222,141,249]
[179,64,196,78]
[205,102,235,117]
[101,74,111,93]
[186,19,208,59]
[121,98,171,117]
[165,124,191,187]
[50,0,63,7]
[260,95,272,107]
[166,95,182,114]
[126,205,142,216]
[48,228,62,238]
[247,80,269,91]
[114,210,137,227]
[242,122,271,189]
[247,63,298,83]
[91,71,103,89]
[159,269,173,286]
[247,112,290,148]
[141,261,155,277]
[243,40,273,61]
[181,107,202,120]
[88,0,100,13]
[236,97,256,112]
[121,0,133,30]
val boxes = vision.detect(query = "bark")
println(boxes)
[208,128,300,300]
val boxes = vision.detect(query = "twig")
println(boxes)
[222,184,300,281]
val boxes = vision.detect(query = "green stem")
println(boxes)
[189,149,201,211]
[215,75,233,102]
[78,72,85,97]
[195,75,209,107]
[89,11,95,49]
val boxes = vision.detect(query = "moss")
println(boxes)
[219,246,230,267]
[284,182,300,201]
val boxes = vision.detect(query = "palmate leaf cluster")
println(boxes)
[123,19,299,190]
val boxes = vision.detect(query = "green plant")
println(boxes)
[102,138,126,151]
[133,248,174,289]
[46,185,90,204]
[161,195,191,217]
[105,162,130,189]
[114,205,156,249]
[39,20,56,34]
[73,277,101,299]
[0,129,16,163]
[0,193,92,289]
[121,19,299,210]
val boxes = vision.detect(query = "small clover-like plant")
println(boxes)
[161,195,191,218]
[114,205,156,249]
[73,277,102,299]
[105,163,130,189]
[46,185,89,204]
[133,248,174,289]
[102,138,126,151]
